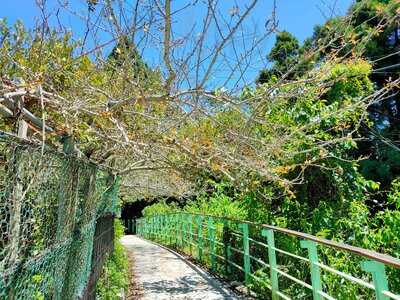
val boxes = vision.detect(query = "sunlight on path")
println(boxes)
[121,235,242,300]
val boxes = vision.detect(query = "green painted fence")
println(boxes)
[136,212,400,300]
[0,132,120,299]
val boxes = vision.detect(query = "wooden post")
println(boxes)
[8,121,27,269]
[55,135,78,241]
[17,120,28,139]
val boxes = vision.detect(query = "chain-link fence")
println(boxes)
[0,132,120,299]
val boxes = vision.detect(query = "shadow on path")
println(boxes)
[121,235,242,300]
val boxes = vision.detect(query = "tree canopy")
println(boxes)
[0,2,399,292]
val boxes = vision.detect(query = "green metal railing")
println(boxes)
[136,212,400,300]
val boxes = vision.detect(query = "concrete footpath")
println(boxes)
[121,235,241,300]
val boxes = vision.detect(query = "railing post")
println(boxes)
[361,260,389,300]
[175,214,179,246]
[149,218,151,237]
[223,220,232,276]
[152,216,155,239]
[169,215,173,246]
[241,223,251,284]
[208,217,216,272]
[197,215,203,261]
[181,214,187,251]
[149,217,152,238]
[180,214,184,248]
[154,216,157,239]
[153,216,156,239]
[150,216,153,239]
[146,217,151,239]
[261,229,279,300]
[155,216,159,240]
[161,215,165,242]
[300,240,322,300]
[153,216,156,238]
[174,214,178,246]
[157,216,161,240]
[188,215,193,255]
[155,216,158,239]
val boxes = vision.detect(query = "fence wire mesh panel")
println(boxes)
[81,214,115,300]
[137,213,400,300]
[0,132,120,299]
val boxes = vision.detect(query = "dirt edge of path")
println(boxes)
[125,248,144,299]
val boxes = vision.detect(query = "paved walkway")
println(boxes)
[121,235,241,300]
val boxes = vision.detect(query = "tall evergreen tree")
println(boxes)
[107,35,150,78]
[257,31,300,84]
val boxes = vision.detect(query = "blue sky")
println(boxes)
[1,0,354,87]
[1,1,353,41]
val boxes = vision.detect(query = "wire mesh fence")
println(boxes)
[137,212,400,300]
[0,132,120,299]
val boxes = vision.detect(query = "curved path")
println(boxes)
[121,235,241,300]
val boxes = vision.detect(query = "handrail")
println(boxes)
[136,212,400,300]
[145,211,400,269]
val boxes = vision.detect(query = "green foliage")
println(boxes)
[143,180,247,220]
[326,60,373,103]
[361,145,400,186]
[288,0,400,200]
[0,19,94,91]
[107,35,156,84]
[388,179,400,209]
[184,180,247,219]
[252,59,376,210]
[142,200,179,217]
[257,31,301,83]
[268,31,300,65]
[3,1,400,297]
[0,19,164,158]
[96,220,129,300]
